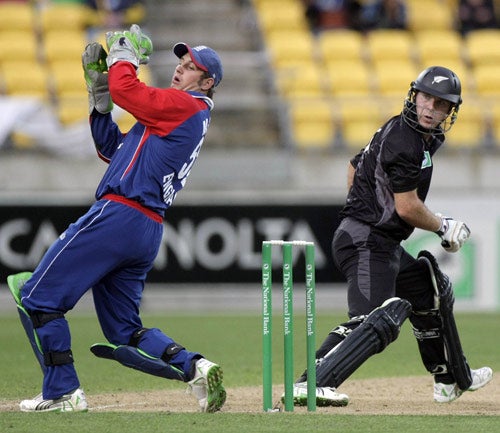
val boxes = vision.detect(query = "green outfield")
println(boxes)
[0,310,499,432]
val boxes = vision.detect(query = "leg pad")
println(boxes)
[7,272,46,374]
[418,250,472,390]
[316,297,412,388]
[90,343,186,381]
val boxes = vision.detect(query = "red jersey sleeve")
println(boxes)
[108,62,202,136]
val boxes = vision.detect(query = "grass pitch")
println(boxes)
[0,307,499,432]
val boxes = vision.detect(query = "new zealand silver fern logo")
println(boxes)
[432,76,449,85]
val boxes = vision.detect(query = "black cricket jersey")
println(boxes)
[341,114,443,242]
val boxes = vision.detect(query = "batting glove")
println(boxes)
[105,24,153,68]
[435,213,471,253]
[82,42,113,114]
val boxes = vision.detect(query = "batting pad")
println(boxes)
[418,250,473,390]
[91,343,185,381]
[316,297,412,388]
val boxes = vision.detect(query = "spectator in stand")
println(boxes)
[360,0,408,31]
[303,0,363,33]
[85,0,144,28]
[458,0,498,35]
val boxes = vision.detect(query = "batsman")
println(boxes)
[287,66,493,407]
[7,25,226,413]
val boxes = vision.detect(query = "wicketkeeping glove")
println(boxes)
[82,42,113,114]
[435,213,471,253]
[105,24,153,68]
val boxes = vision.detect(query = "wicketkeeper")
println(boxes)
[8,24,226,413]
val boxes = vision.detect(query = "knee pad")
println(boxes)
[32,311,74,367]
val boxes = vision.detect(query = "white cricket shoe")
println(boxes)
[187,358,226,413]
[20,388,88,412]
[282,382,349,407]
[434,366,493,403]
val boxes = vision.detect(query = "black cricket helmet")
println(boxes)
[402,66,462,134]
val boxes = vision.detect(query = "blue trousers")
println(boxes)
[21,198,199,399]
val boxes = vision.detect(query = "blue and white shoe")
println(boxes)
[20,388,88,412]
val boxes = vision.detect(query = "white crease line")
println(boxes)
[90,402,148,411]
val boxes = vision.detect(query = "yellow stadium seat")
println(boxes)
[374,60,418,97]
[266,30,315,67]
[43,30,88,64]
[0,31,39,64]
[288,98,336,149]
[256,1,308,35]
[50,60,151,100]
[39,3,92,33]
[385,97,405,119]
[56,94,89,125]
[124,2,147,25]
[338,99,384,150]
[318,29,365,63]
[114,110,137,132]
[49,60,87,98]
[415,30,463,66]
[446,102,485,149]
[465,29,500,67]
[366,29,414,64]
[275,63,324,98]
[0,2,35,31]
[326,59,372,97]
[253,0,298,5]
[0,61,50,99]
[472,64,500,97]
[407,0,454,32]
[138,65,153,86]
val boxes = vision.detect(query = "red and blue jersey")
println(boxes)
[90,62,213,218]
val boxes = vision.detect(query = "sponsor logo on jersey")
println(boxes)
[422,150,432,168]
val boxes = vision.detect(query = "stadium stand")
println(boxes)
[39,2,91,33]
[446,102,486,149]
[373,60,419,97]
[252,0,500,152]
[1,0,499,154]
[406,0,454,32]
[0,60,50,100]
[366,29,414,65]
[464,29,500,67]
[325,59,372,98]
[288,98,336,149]
[414,30,463,66]
[0,1,35,31]
[337,98,385,150]
[0,0,149,148]
[318,29,365,64]
[0,30,39,64]
[275,63,324,99]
